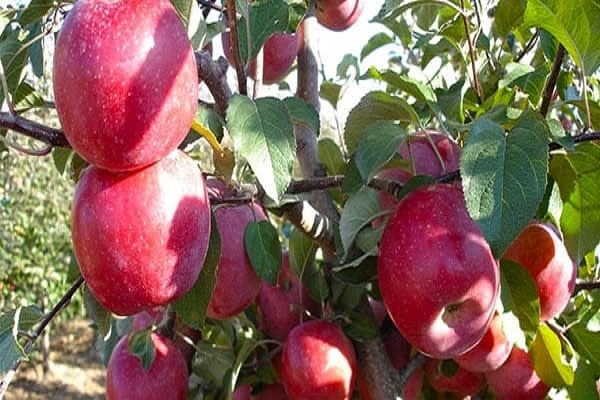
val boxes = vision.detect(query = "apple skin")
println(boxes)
[425,358,485,397]
[206,179,265,319]
[502,222,576,321]
[382,330,424,400]
[377,184,500,359]
[233,384,252,400]
[72,150,211,316]
[106,333,188,400]
[454,312,513,372]
[281,320,357,400]
[485,347,550,400]
[315,0,365,31]
[256,252,319,341]
[222,31,299,84]
[53,0,198,172]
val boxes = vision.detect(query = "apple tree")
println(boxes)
[1,0,599,399]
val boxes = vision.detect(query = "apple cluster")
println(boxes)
[53,0,210,398]
[374,131,576,398]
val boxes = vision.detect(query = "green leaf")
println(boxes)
[18,0,54,25]
[0,10,16,35]
[227,95,295,203]
[360,32,394,61]
[0,306,44,372]
[494,0,527,37]
[83,285,113,339]
[345,91,419,154]
[461,113,549,257]
[500,260,541,333]
[244,221,282,285]
[171,0,195,28]
[128,329,156,372]
[530,323,575,387]
[0,31,29,106]
[192,340,235,385]
[523,0,600,74]
[320,81,342,109]
[237,0,289,62]
[568,359,599,400]
[354,121,407,182]
[173,212,221,330]
[13,81,44,112]
[567,323,600,369]
[567,100,600,130]
[437,78,465,123]
[318,138,346,176]
[499,62,551,106]
[283,96,320,135]
[550,143,600,262]
[339,187,382,259]
[288,227,317,278]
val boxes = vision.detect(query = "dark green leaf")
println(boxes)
[567,323,600,370]
[83,285,113,339]
[173,212,221,329]
[318,138,346,176]
[500,260,540,333]
[461,113,549,257]
[244,221,282,285]
[320,81,342,109]
[344,308,379,341]
[437,78,465,123]
[354,121,406,182]
[128,329,156,372]
[499,62,551,106]
[0,31,29,106]
[336,54,360,80]
[494,0,527,37]
[192,340,235,385]
[339,187,382,259]
[550,143,600,262]
[13,81,44,112]
[227,95,296,202]
[237,0,289,62]
[567,100,600,131]
[567,359,599,400]
[360,32,394,61]
[0,306,44,372]
[283,96,320,135]
[530,323,574,387]
[288,227,317,278]
[18,0,54,25]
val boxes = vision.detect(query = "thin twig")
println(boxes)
[540,44,565,117]
[460,0,483,104]
[515,30,540,62]
[226,0,247,95]
[548,130,600,151]
[198,0,222,12]
[0,111,69,148]
[195,52,233,118]
[574,281,600,294]
[0,61,15,115]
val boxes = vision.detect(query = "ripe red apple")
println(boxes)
[206,178,265,319]
[72,150,211,316]
[233,384,252,400]
[485,347,550,400]
[502,222,576,321]
[106,333,188,400]
[454,312,513,372]
[256,252,319,341]
[222,30,299,84]
[315,0,365,31]
[53,0,198,172]
[425,358,485,397]
[281,320,357,399]
[377,184,500,359]
[132,307,166,331]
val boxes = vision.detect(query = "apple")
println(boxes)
[454,312,513,372]
[53,0,198,172]
[485,347,550,400]
[206,178,265,319]
[256,252,319,341]
[106,332,188,400]
[253,383,287,399]
[425,358,485,397]
[315,0,365,32]
[72,150,211,316]
[222,30,299,84]
[502,222,576,321]
[382,330,424,400]
[233,384,252,400]
[132,308,166,331]
[377,184,500,359]
[281,320,357,399]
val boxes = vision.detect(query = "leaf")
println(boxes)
[128,328,156,372]
[360,32,394,61]
[245,221,282,285]
[0,306,44,372]
[0,31,29,106]
[500,260,540,333]
[288,227,317,278]
[354,121,407,182]
[550,142,600,262]
[0,10,16,35]
[345,91,419,154]
[339,187,382,259]
[237,0,289,62]
[461,112,549,257]
[283,96,320,135]
[83,285,113,339]
[494,0,527,37]
[192,341,235,385]
[173,212,221,330]
[530,323,575,387]
[318,138,346,176]
[567,323,600,369]
[320,81,342,109]
[499,62,551,106]
[227,95,295,202]
[567,100,600,130]
[13,81,44,112]
[567,359,599,400]
[18,0,54,25]
[523,0,600,74]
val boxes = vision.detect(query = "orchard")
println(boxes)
[0,0,599,399]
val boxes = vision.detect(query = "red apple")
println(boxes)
[256,252,319,341]
[281,320,357,399]
[132,307,166,331]
[106,333,188,400]
[315,0,365,32]
[206,178,265,319]
[485,347,550,400]
[233,384,252,400]
[425,358,485,397]
[503,222,576,321]
[454,312,513,372]
[377,184,500,359]
[53,0,198,172]
[72,150,211,316]
[222,30,299,84]
[382,330,424,400]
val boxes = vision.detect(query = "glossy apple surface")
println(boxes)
[378,184,499,359]
[281,320,357,399]
[425,358,485,397]
[455,312,513,372]
[503,222,576,321]
[72,150,210,316]
[53,0,198,172]
[233,384,252,400]
[315,0,365,31]
[222,31,299,84]
[106,333,188,400]
[256,252,319,341]
[485,347,550,400]
[206,179,265,319]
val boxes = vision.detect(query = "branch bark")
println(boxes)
[0,111,69,148]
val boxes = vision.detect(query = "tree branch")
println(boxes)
[460,0,483,105]
[226,0,247,96]
[355,338,404,400]
[0,111,69,148]
[196,51,233,118]
[574,281,600,294]
[540,44,565,118]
